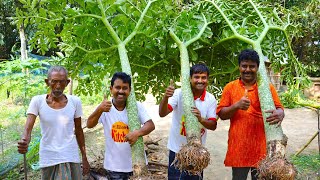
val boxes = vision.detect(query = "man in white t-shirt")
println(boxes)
[87,72,155,180]
[159,63,218,180]
[17,66,90,180]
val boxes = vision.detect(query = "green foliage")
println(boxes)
[279,90,303,108]
[12,0,313,104]
[26,139,40,166]
[3,170,20,180]
[291,154,320,173]
[0,58,49,105]
[291,0,320,77]
[0,103,41,178]
[0,58,44,177]
[0,0,20,59]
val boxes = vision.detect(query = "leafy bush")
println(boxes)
[0,58,49,106]
[279,90,303,108]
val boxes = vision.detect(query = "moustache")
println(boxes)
[52,90,63,97]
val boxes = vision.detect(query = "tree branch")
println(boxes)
[130,58,169,69]
[169,29,183,47]
[211,36,237,48]
[249,0,267,27]
[124,0,157,45]
[11,13,102,22]
[185,13,208,47]
[97,0,122,44]
[72,14,102,20]
[206,0,238,36]
[74,45,117,54]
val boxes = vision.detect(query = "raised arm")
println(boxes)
[159,80,175,117]
[87,95,112,128]
[218,90,250,120]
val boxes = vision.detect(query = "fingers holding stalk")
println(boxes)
[191,107,202,122]
[265,109,285,126]
[17,138,29,154]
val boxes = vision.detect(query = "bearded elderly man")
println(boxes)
[17,66,90,179]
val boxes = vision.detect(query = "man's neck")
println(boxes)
[47,93,66,102]
[241,78,256,88]
[112,99,126,111]
[192,89,204,98]
[46,94,67,109]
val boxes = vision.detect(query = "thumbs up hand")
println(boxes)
[236,88,250,110]
[165,79,175,98]
[98,94,112,112]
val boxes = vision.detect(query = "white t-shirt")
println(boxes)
[167,89,217,153]
[27,94,83,168]
[99,100,151,172]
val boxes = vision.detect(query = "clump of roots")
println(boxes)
[258,156,297,180]
[131,163,148,179]
[171,140,210,175]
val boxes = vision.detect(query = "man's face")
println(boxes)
[190,72,208,92]
[239,60,258,83]
[110,78,131,103]
[46,71,69,98]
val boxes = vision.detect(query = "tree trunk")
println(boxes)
[19,24,28,74]
[255,45,296,179]
[255,46,286,157]
[118,43,147,176]
[68,78,73,95]
[179,44,201,143]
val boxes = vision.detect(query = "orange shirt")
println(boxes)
[217,79,283,167]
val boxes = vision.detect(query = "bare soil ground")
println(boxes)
[85,94,320,180]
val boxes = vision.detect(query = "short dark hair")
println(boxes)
[111,72,131,87]
[190,63,210,77]
[238,49,260,67]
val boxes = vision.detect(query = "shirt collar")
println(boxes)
[194,89,206,101]
[238,78,257,91]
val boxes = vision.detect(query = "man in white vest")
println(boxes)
[17,66,90,179]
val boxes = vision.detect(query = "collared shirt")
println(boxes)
[217,79,283,167]
[167,88,217,153]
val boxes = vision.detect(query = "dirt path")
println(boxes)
[142,94,319,180]
[84,94,319,179]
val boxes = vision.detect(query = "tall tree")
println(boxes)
[290,0,320,77]
[0,0,19,59]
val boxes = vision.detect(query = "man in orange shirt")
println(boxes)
[217,49,284,180]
